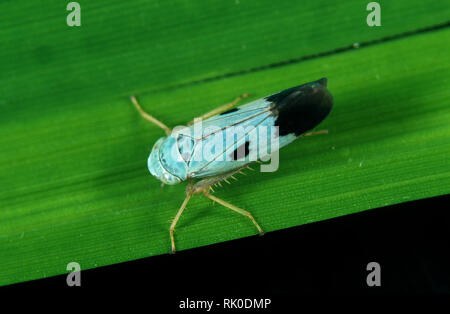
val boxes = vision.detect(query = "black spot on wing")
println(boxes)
[220,108,239,115]
[230,141,250,160]
[267,78,333,136]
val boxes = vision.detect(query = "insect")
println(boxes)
[130,78,333,253]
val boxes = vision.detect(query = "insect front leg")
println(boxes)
[169,188,193,254]
[130,95,172,136]
[187,93,250,126]
[303,129,328,137]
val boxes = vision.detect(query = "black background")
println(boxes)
[3,194,450,308]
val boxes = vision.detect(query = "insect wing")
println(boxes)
[187,98,275,178]
[183,78,333,179]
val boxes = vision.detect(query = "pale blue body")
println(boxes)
[147,98,296,185]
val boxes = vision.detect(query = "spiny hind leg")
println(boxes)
[190,164,256,194]
[187,93,250,126]
[130,95,172,136]
[203,192,264,235]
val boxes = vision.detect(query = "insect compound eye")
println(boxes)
[177,135,194,162]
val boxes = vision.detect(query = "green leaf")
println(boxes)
[1,0,449,286]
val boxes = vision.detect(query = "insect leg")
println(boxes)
[187,93,249,125]
[303,129,328,137]
[203,192,264,235]
[169,191,192,254]
[130,95,172,136]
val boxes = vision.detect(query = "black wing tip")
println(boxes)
[317,77,327,87]
[269,78,333,136]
